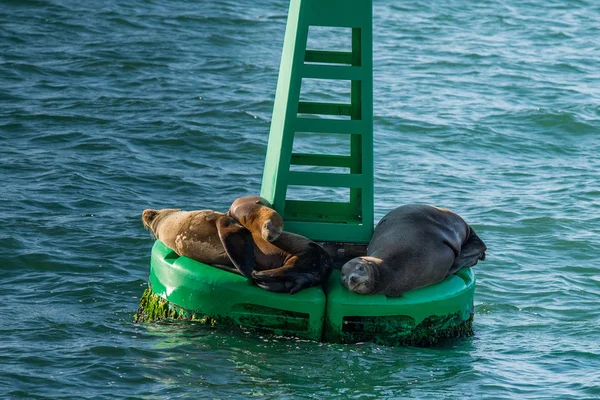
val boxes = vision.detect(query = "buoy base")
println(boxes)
[136,241,476,346]
[324,269,476,346]
[136,241,326,341]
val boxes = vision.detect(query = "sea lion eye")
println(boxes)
[358,265,365,272]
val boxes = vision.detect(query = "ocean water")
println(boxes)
[1,0,599,398]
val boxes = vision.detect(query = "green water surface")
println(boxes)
[1,0,599,398]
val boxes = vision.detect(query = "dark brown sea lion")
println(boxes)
[341,204,487,297]
[226,196,333,294]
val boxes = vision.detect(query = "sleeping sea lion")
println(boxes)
[142,197,333,294]
[141,208,256,278]
[341,204,487,297]
[226,196,333,294]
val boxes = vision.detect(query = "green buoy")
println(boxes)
[136,0,476,346]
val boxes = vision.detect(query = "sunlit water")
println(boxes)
[1,0,599,398]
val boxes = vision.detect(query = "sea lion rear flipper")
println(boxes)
[252,275,289,293]
[287,274,317,294]
[252,269,318,294]
[216,215,256,279]
[449,228,487,275]
[251,256,319,294]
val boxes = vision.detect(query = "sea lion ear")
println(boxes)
[216,215,256,279]
[256,197,272,207]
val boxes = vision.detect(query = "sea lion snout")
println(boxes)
[262,219,283,242]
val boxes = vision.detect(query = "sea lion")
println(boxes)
[142,198,333,294]
[226,196,333,294]
[341,204,487,297]
[141,208,256,278]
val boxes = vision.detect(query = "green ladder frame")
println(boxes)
[260,0,374,243]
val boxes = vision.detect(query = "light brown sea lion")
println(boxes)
[226,196,333,294]
[141,208,256,278]
[142,198,333,294]
[341,204,487,297]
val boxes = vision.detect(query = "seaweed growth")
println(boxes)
[337,311,474,347]
[134,287,213,325]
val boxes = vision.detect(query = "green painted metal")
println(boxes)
[324,268,476,346]
[260,0,374,243]
[147,240,327,341]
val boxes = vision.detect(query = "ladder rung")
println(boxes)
[298,101,352,116]
[291,153,353,167]
[302,64,363,80]
[288,171,364,188]
[304,50,353,65]
[285,200,356,219]
[283,221,372,243]
[295,119,363,134]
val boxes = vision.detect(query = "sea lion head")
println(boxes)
[141,208,181,238]
[142,209,159,230]
[340,256,382,295]
[260,214,284,242]
[228,196,284,242]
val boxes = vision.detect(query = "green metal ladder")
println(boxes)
[260,0,374,243]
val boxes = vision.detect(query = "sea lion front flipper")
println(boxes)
[448,228,487,275]
[216,215,256,279]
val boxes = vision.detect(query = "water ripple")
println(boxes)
[2,0,600,398]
